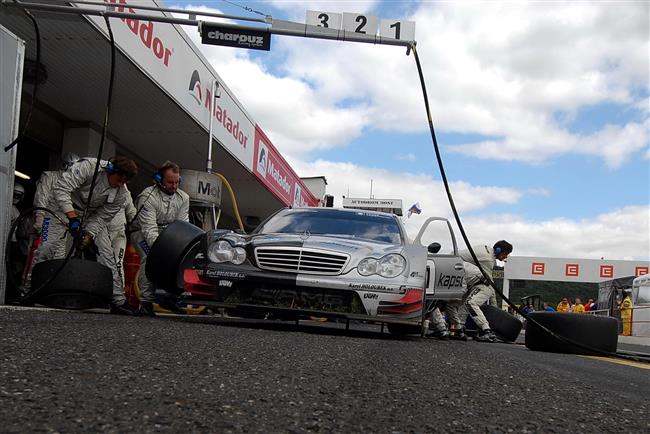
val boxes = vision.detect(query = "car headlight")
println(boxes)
[208,240,247,264]
[231,247,247,265]
[377,254,406,278]
[357,258,378,276]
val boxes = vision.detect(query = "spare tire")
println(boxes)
[30,259,112,309]
[145,220,204,294]
[481,305,523,342]
[464,305,522,342]
[525,312,618,355]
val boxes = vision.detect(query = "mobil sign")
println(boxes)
[253,127,318,208]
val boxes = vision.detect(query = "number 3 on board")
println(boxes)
[306,10,342,29]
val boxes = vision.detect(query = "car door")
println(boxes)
[414,217,466,300]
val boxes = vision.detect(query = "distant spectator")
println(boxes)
[543,302,556,312]
[573,298,585,314]
[619,290,633,336]
[584,298,592,312]
[557,298,570,313]
[589,299,598,312]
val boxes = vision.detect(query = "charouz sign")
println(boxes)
[200,23,271,51]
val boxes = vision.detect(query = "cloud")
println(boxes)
[453,205,650,261]
[205,1,648,166]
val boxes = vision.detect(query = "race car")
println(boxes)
[146,208,466,334]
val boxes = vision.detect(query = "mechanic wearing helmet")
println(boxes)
[131,161,189,317]
[46,156,139,315]
[31,153,80,262]
[463,240,513,342]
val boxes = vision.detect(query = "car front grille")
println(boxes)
[254,247,350,275]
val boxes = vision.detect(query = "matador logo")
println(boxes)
[188,70,202,105]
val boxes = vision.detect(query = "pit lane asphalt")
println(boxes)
[1,308,648,433]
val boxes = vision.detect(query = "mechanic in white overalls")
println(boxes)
[32,153,79,264]
[463,240,513,342]
[44,156,139,315]
[131,161,189,317]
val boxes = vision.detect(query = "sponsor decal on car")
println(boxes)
[348,283,403,293]
[205,269,246,280]
[437,274,464,289]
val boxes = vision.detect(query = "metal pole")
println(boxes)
[47,0,271,24]
[1,1,415,49]
[206,80,216,172]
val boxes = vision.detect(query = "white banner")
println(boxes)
[77,0,255,171]
[504,256,650,283]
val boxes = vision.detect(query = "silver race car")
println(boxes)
[147,208,466,334]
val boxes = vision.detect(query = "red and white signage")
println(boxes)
[253,127,318,207]
[531,262,545,275]
[636,266,649,277]
[600,265,614,278]
[505,257,650,283]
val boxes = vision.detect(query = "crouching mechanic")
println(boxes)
[463,240,513,342]
[43,156,139,314]
[131,161,189,317]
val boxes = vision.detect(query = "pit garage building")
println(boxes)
[0,1,323,302]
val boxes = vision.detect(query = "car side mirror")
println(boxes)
[428,242,441,254]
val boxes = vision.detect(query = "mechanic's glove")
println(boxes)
[68,216,81,238]
[33,213,44,235]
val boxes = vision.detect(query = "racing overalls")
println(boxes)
[41,158,133,305]
[462,245,497,332]
[131,184,189,303]
[107,194,137,290]
[32,171,68,264]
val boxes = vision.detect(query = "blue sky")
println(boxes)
[174,1,649,260]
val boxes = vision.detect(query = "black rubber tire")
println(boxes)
[464,305,522,341]
[480,305,523,342]
[525,312,618,355]
[145,220,204,293]
[30,259,112,309]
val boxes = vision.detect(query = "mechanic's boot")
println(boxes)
[450,328,468,341]
[474,329,497,343]
[427,329,451,340]
[139,301,157,318]
[110,302,138,316]
[158,295,183,315]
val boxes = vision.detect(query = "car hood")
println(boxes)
[249,233,402,257]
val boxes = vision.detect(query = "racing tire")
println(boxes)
[481,305,523,342]
[525,312,618,355]
[145,220,204,294]
[30,259,112,310]
[464,305,522,342]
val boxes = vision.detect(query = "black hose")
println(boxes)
[81,14,115,227]
[410,44,646,364]
[4,7,40,152]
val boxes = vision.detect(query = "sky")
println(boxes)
[169,0,649,261]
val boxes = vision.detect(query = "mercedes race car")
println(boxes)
[146,208,466,334]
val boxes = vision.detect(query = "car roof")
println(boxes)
[286,207,399,219]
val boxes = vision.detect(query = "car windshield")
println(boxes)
[258,210,403,244]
